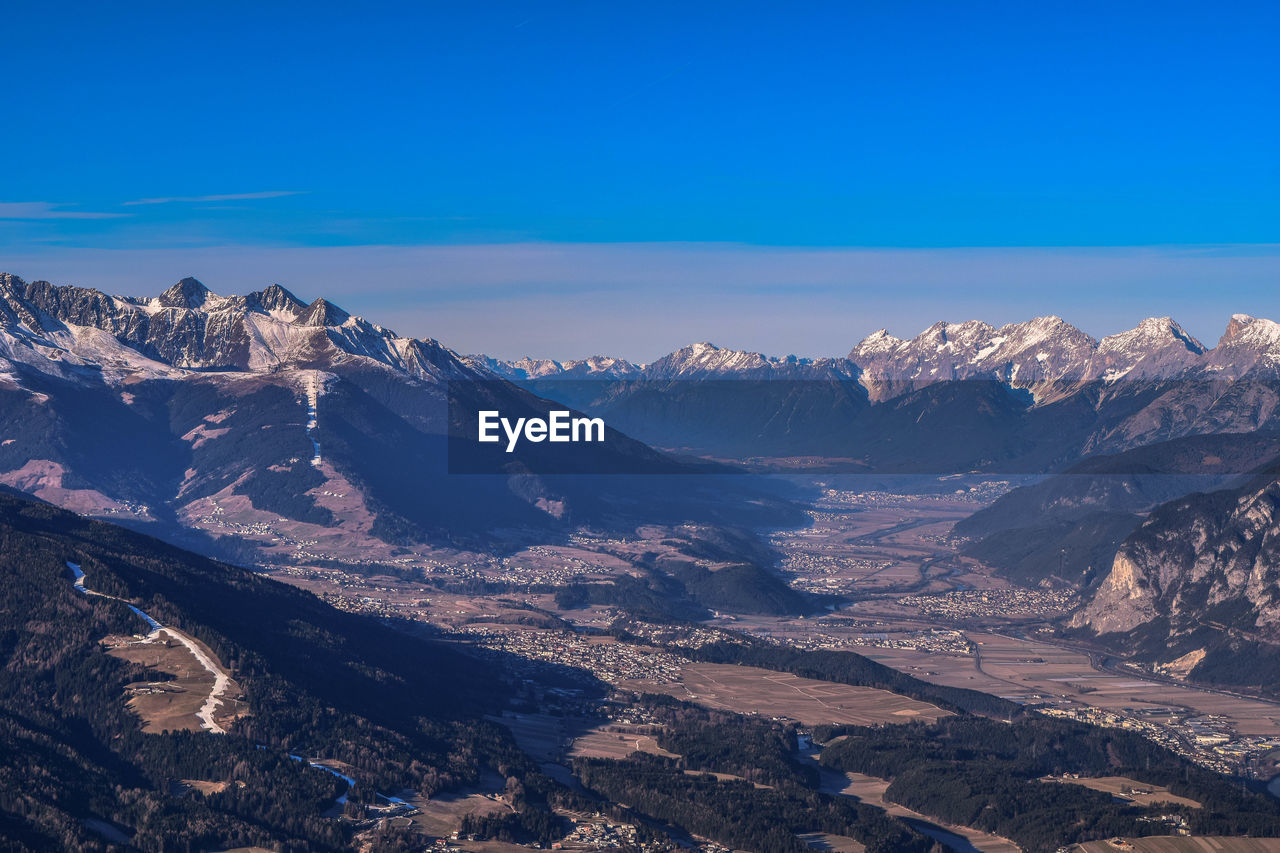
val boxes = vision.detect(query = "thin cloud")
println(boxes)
[0,202,128,220]
[123,191,305,206]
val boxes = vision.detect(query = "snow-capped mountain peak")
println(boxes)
[1200,313,1280,376]
[1087,317,1206,381]
[849,315,1095,396]
[247,283,307,319]
[297,297,350,327]
[0,273,481,384]
[466,353,643,380]
[156,276,215,310]
[1221,314,1280,348]
[1097,317,1204,354]
[852,329,903,356]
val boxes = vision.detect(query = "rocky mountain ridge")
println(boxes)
[7,273,1280,696]
[0,273,787,562]
[0,273,473,384]
[8,272,1273,398]
[480,313,1280,400]
[1067,465,1280,690]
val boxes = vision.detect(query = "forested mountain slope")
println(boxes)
[0,491,576,851]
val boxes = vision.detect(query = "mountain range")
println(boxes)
[0,273,797,565]
[6,272,1280,690]
[486,329,1280,471]
[479,312,1280,390]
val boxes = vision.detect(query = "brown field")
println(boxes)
[181,779,235,795]
[861,633,1280,738]
[1072,838,1280,852]
[825,771,1021,853]
[409,770,514,838]
[104,635,246,733]
[633,662,950,726]
[798,830,866,852]
[682,769,773,789]
[1043,776,1201,809]
[569,724,679,760]
[769,499,995,598]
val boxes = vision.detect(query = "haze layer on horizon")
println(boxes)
[3,243,1278,362]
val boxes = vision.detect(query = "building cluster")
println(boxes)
[899,588,1077,620]
[507,546,610,581]
[619,621,746,650]
[316,590,412,621]
[99,498,152,519]
[812,482,1016,510]
[454,627,686,685]
[769,537,895,595]
[195,501,325,555]
[1137,813,1190,833]
[553,817,647,849]
[196,500,418,570]
[1037,703,1280,775]
[780,626,973,655]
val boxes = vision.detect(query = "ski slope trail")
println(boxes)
[303,371,322,467]
[68,561,400,807]
[67,561,232,734]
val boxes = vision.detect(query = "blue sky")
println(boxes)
[2,1,1277,358]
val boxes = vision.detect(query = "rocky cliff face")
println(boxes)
[1073,473,1280,641]
[1203,314,1280,378]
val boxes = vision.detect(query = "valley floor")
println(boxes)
[250,482,1280,850]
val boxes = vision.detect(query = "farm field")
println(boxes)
[103,633,246,733]
[1042,776,1201,809]
[769,498,988,598]
[822,770,1021,853]
[491,711,574,763]
[860,633,1280,739]
[797,830,866,852]
[971,634,1280,733]
[569,723,679,760]
[630,662,951,726]
[408,771,513,838]
[1072,838,1280,852]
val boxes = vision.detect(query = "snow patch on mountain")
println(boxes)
[0,273,485,386]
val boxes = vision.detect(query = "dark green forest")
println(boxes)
[6,485,1280,853]
[819,715,1280,853]
[0,493,580,851]
[573,697,933,853]
[673,636,1022,717]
